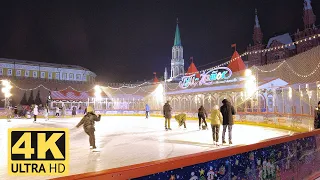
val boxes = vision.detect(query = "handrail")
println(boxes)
[52,129,320,180]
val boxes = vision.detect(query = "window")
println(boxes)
[41,72,45,78]
[0,69,3,75]
[33,71,38,78]
[55,73,60,80]
[48,72,52,79]
[16,70,21,76]
[69,73,74,80]
[63,73,67,80]
[7,69,12,76]
[76,74,81,80]
[25,71,29,77]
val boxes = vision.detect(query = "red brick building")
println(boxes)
[247,0,319,67]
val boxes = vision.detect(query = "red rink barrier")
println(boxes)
[52,129,320,180]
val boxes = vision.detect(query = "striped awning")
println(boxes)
[51,90,90,101]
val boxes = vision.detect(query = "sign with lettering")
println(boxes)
[179,67,233,89]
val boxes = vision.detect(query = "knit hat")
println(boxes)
[86,106,94,113]
[213,105,219,110]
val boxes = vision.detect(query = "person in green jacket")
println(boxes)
[210,105,223,146]
[174,113,187,129]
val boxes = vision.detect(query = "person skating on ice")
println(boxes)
[163,101,172,130]
[76,106,101,152]
[198,105,208,130]
[33,105,38,122]
[220,99,236,145]
[145,104,150,119]
[210,105,223,146]
[174,113,187,129]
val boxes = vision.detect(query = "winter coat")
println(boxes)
[76,112,101,130]
[72,107,77,115]
[145,104,150,112]
[163,103,172,119]
[33,107,39,116]
[198,106,208,117]
[174,113,186,126]
[220,100,236,125]
[210,109,223,125]
[314,108,320,129]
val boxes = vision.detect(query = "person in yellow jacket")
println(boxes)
[210,105,223,146]
[174,113,187,129]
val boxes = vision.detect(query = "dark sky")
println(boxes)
[0,0,319,83]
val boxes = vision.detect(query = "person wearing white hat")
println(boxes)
[76,106,101,152]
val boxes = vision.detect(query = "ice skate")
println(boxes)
[229,140,232,145]
[91,148,100,152]
[89,146,93,149]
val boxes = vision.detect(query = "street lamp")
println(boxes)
[244,69,257,99]
[1,80,12,108]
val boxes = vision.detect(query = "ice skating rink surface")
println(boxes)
[0,116,293,179]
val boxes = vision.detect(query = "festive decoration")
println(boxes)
[34,90,42,105]
[27,90,35,105]
[20,91,28,105]
[133,135,319,180]
[179,67,233,89]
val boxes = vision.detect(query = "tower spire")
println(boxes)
[303,0,316,28]
[174,19,182,46]
[253,8,263,45]
[255,8,260,28]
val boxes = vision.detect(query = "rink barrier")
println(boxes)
[52,130,320,180]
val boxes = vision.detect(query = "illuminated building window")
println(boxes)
[41,72,45,78]
[7,69,12,76]
[16,70,21,76]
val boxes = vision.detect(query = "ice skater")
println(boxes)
[210,105,223,146]
[145,104,150,119]
[314,101,320,129]
[198,105,208,130]
[44,105,49,121]
[163,101,172,130]
[174,113,187,129]
[55,106,60,117]
[33,105,38,122]
[76,106,101,152]
[220,99,236,145]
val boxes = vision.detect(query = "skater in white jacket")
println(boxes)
[33,105,39,122]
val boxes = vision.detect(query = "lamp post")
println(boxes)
[2,80,12,108]
[94,85,102,109]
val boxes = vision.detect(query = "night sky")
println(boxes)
[0,0,319,83]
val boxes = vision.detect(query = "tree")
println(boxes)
[35,90,42,105]
[20,91,28,105]
[27,90,35,105]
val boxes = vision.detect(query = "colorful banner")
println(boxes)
[133,134,320,180]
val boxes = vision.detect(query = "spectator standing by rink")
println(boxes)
[33,105,39,122]
[210,105,223,146]
[163,101,172,131]
[198,105,208,130]
[220,99,236,145]
[76,106,101,152]
[145,104,150,119]
[314,101,320,129]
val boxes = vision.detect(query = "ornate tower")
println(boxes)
[170,19,184,79]
[294,0,319,53]
[247,9,265,66]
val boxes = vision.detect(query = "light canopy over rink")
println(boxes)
[0,116,292,180]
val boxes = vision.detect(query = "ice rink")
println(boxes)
[0,116,293,179]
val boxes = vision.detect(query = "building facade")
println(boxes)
[247,0,319,67]
[170,19,185,79]
[0,58,96,83]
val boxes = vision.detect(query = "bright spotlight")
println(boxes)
[94,85,102,100]
[245,69,252,77]
[1,80,12,98]
[154,84,164,103]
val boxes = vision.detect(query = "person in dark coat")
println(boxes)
[163,101,172,130]
[72,106,77,117]
[314,101,320,129]
[220,99,236,144]
[198,105,208,130]
[76,106,101,152]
